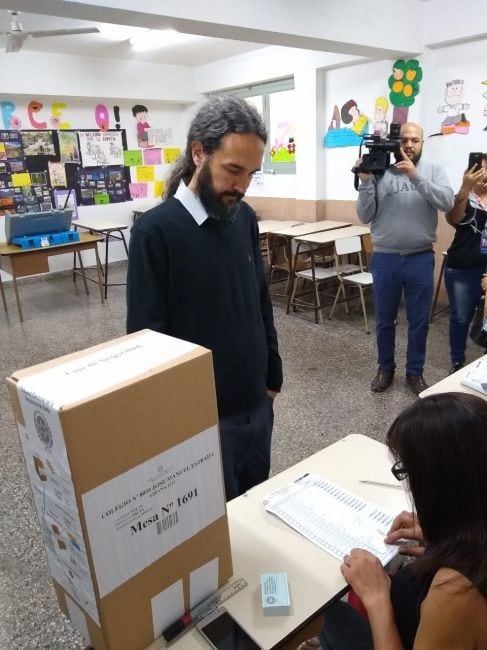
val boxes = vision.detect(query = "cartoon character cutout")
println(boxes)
[324,99,369,148]
[270,122,296,162]
[132,104,151,148]
[341,100,368,135]
[437,79,470,135]
[373,97,389,138]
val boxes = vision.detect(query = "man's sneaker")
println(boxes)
[371,368,394,392]
[405,374,429,396]
[448,362,464,375]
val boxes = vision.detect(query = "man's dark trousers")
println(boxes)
[371,251,434,376]
[219,396,274,501]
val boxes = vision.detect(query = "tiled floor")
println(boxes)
[0,265,471,649]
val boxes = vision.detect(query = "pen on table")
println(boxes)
[162,591,219,642]
[359,479,403,489]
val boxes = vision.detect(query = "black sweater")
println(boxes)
[126,198,283,418]
[447,200,487,269]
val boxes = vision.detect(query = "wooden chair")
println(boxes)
[287,238,360,324]
[268,233,311,296]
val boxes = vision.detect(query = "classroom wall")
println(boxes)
[198,38,487,301]
[0,94,191,275]
[0,51,197,103]
[2,30,487,287]
[0,48,199,276]
[195,45,363,207]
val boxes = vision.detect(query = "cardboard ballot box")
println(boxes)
[7,330,232,650]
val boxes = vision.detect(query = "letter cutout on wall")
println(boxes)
[1,101,19,129]
[28,100,48,129]
[113,106,121,131]
[95,104,110,131]
[52,102,71,129]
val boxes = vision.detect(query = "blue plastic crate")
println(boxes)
[11,230,80,249]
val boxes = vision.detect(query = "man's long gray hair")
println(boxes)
[164,95,267,199]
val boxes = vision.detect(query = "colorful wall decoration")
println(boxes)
[436,79,470,135]
[132,104,151,148]
[324,99,369,148]
[388,59,422,125]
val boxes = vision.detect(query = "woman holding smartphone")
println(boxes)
[444,155,487,374]
[300,393,487,650]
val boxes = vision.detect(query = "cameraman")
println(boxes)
[356,123,454,395]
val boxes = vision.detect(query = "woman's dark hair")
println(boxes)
[387,392,487,596]
[340,99,357,124]
[165,94,267,199]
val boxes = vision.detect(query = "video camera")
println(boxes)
[353,123,402,190]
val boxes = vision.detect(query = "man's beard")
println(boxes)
[196,162,244,222]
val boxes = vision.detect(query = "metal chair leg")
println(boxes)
[358,286,370,333]
[430,254,447,322]
[0,273,7,312]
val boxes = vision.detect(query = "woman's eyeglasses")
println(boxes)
[391,460,408,481]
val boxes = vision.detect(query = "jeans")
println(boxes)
[444,265,485,364]
[371,251,434,376]
[219,396,274,501]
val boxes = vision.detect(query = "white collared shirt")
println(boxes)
[174,180,209,226]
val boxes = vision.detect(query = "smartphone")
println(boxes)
[196,607,261,650]
[468,152,483,170]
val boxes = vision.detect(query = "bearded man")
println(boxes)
[126,95,282,500]
[356,122,454,395]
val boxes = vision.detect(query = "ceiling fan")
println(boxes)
[2,10,100,53]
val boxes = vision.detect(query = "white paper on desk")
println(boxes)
[461,357,487,395]
[263,473,398,565]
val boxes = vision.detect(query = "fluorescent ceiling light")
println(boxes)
[129,29,198,51]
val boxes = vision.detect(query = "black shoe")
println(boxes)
[371,368,394,392]
[448,362,464,375]
[405,374,428,396]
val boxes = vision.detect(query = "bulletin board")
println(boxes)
[0,128,131,215]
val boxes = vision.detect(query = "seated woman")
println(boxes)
[300,392,487,650]
[445,157,487,374]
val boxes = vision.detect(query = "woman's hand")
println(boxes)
[481,273,487,293]
[384,510,425,557]
[341,548,391,610]
[460,165,487,193]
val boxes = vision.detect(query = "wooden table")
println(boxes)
[258,221,304,265]
[268,221,352,296]
[257,220,302,235]
[147,434,407,650]
[74,221,129,299]
[0,232,104,322]
[286,225,371,319]
[293,225,371,248]
[271,220,352,240]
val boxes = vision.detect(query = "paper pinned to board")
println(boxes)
[461,356,487,395]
